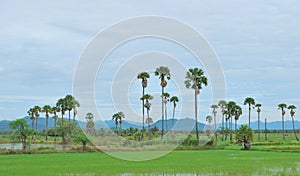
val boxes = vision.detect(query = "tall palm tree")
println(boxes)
[288,105,299,141]
[162,92,170,131]
[146,117,153,139]
[243,97,255,128]
[137,72,150,139]
[51,106,60,143]
[65,95,74,123]
[141,94,153,136]
[72,99,80,122]
[42,105,51,141]
[112,112,125,135]
[56,98,66,143]
[170,96,179,132]
[224,110,229,141]
[227,101,236,142]
[234,105,242,131]
[33,106,41,133]
[278,103,287,141]
[206,115,213,137]
[27,108,35,130]
[206,115,213,124]
[210,105,218,131]
[255,104,262,141]
[218,100,227,141]
[86,112,94,134]
[27,108,35,140]
[185,68,208,142]
[155,66,171,138]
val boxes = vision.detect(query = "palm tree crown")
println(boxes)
[184,68,208,92]
[244,97,255,127]
[155,66,171,87]
[137,72,150,88]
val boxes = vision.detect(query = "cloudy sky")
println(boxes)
[0,0,300,123]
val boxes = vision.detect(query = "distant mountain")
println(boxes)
[216,120,300,130]
[1,117,299,131]
[0,120,10,131]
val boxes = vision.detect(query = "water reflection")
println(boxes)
[0,143,78,150]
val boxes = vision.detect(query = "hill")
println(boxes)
[0,117,299,131]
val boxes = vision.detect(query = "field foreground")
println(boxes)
[1,150,300,176]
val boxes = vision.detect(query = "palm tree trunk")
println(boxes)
[142,87,145,139]
[147,108,150,140]
[194,90,199,143]
[120,123,122,136]
[161,86,164,139]
[31,120,34,140]
[230,116,233,142]
[291,115,299,141]
[282,112,285,141]
[265,118,267,141]
[61,113,65,144]
[235,119,237,131]
[54,118,57,143]
[46,117,48,141]
[222,113,224,141]
[68,110,71,142]
[35,117,38,132]
[73,108,76,122]
[248,105,251,128]
[165,103,168,132]
[225,116,228,141]
[258,111,261,141]
[172,105,175,139]
[214,113,217,144]
[213,113,217,131]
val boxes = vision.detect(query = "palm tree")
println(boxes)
[170,96,179,132]
[146,117,153,139]
[255,104,262,141]
[243,97,255,128]
[210,105,218,131]
[137,72,150,139]
[155,66,171,138]
[112,112,125,135]
[42,105,51,141]
[227,101,236,142]
[206,115,213,124]
[234,105,242,131]
[184,68,208,142]
[27,108,35,140]
[51,106,60,143]
[86,112,94,134]
[218,100,227,141]
[65,95,74,123]
[278,103,287,141]
[56,98,66,143]
[27,108,35,130]
[33,106,41,133]
[162,92,170,132]
[146,117,153,131]
[141,94,153,137]
[288,105,299,141]
[72,99,80,122]
[206,115,213,137]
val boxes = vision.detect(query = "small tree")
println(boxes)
[235,125,254,150]
[74,135,91,152]
[9,119,34,152]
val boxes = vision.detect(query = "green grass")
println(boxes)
[0,150,300,176]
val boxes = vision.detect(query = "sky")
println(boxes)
[0,0,300,124]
